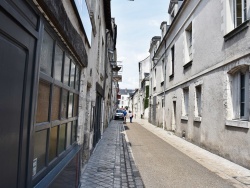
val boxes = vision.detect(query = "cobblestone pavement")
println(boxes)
[80,120,144,188]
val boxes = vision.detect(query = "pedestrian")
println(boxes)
[123,109,127,124]
[128,110,133,123]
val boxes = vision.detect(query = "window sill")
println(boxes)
[181,116,188,121]
[183,60,193,70]
[225,120,250,129]
[224,20,249,41]
[194,116,202,122]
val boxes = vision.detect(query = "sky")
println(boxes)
[111,0,170,90]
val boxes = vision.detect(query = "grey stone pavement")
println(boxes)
[131,118,250,188]
[80,120,144,188]
[81,118,250,188]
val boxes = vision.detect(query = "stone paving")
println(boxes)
[80,120,144,188]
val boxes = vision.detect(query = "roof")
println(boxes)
[119,89,135,95]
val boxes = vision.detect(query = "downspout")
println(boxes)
[101,29,110,137]
[163,40,167,130]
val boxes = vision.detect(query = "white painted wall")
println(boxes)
[148,0,250,168]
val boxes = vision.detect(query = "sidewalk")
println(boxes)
[133,118,250,187]
[80,120,144,188]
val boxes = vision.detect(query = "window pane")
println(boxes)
[40,31,53,76]
[58,124,66,154]
[236,0,243,26]
[54,45,63,81]
[61,89,68,119]
[73,94,79,117]
[196,86,202,116]
[72,120,77,143]
[241,103,245,116]
[51,86,61,121]
[68,92,73,118]
[36,80,50,123]
[63,56,70,86]
[75,66,80,90]
[49,126,58,162]
[34,130,47,174]
[70,62,76,88]
[66,122,72,148]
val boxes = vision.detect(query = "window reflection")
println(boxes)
[72,120,77,143]
[61,89,68,119]
[34,130,47,174]
[49,126,58,162]
[51,86,61,121]
[36,80,50,123]
[54,45,63,81]
[70,62,75,88]
[63,56,70,86]
[66,122,72,148]
[58,124,66,154]
[73,94,79,117]
[68,92,73,118]
[75,66,80,90]
[40,31,53,76]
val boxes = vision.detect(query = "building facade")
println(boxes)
[118,89,134,109]
[149,0,250,169]
[0,0,118,187]
[138,56,150,119]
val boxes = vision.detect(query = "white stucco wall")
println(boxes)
[149,0,250,168]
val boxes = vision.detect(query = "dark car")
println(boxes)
[114,110,124,120]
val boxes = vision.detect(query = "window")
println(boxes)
[195,85,202,117]
[233,0,247,27]
[33,29,81,177]
[185,23,192,62]
[170,46,175,78]
[227,0,248,32]
[161,60,165,82]
[182,87,189,117]
[229,65,249,120]
[154,68,157,87]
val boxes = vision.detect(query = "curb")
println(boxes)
[122,124,145,188]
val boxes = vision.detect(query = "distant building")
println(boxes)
[118,89,134,109]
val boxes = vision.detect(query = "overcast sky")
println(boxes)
[111,0,170,90]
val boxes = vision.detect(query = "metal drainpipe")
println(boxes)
[163,40,167,130]
[101,29,110,138]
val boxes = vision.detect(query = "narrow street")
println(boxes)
[124,119,250,188]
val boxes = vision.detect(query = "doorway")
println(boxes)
[0,5,36,187]
[172,101,177,131]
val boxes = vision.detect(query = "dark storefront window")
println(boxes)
[63,56,71,86]
[54,45,63,81]
[49,126,58,162]
[40,31,53,76]
[66,122,72,148]
[34,130,47,172]
[36,81,50,123]
[33,28,81,180]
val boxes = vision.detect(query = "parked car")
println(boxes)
[114,110,124,120]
